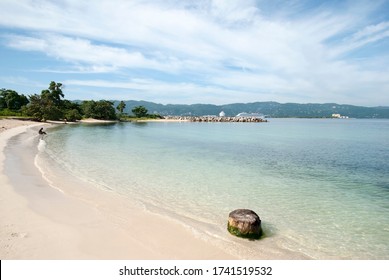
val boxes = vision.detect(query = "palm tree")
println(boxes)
[41,81,64,106]
[117,101,126,114]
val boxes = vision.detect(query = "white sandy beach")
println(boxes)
[0,119,234,259]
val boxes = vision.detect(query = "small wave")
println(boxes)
[37,139,46,152]
[34,153,64,194]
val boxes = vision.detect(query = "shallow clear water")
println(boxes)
[40,119,389,259]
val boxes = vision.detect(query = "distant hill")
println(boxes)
[108,100,389,119]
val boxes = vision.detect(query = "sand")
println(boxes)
[0,119,234,259]
[78,118,118,124]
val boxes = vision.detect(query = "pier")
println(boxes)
[163,116,267,122]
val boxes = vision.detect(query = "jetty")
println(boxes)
[163,116,267,123]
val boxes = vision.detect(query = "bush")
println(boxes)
[0,108,23,117]
[132,106,148,118]
[81,100,117,120]
[65,109,82,122]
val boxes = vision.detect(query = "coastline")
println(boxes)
[78,118,118,124]
[0,119,235,259]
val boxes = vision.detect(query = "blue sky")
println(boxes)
[0,0,388,106]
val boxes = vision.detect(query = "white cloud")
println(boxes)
[4,34,186,73]
[0,0,388,105]
[209,0,259,26]
[329,21,389,57]
[0,75,47,90]
[352,21,389,41]
[64,78,250,104]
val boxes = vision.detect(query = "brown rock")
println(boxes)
[227,209,262,239]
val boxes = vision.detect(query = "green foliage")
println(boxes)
[0,89,29,111]
[23,94,63,121]
[119,105,162,121]
[0,108,23,117]
[23,81,66,121]
[116,101,127,119]
[2,84,140,121]
[41,81,64,107]
[80,100,95,118]
[147,114,163,119]
[94,100,117,120]
[132,105,148,118]
[22,81,84,121]
[116,101,126,114]
[227,223,262,240]
[62,100,82,121]
[65,109,82,122]
[81,100,117,120]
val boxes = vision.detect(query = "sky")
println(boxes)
[0,0,388,106]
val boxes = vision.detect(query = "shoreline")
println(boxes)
[0,119,235,259]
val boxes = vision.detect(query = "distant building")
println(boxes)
[332,113,349,119]
[219,111,225,117]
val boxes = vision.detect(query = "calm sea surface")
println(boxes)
[39,118,389,259]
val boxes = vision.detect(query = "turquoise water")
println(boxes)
[40,119,389,259]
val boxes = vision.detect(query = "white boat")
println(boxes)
[236,112,265,118]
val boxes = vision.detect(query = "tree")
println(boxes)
[80,100,96,118]
[132,105,148,118]
[23,81,65,121]
[41,81,64,107]
[23,94,63,121]
[65,109,82,122]
[94,100,117,120]
[81,100,117,120]
[116,101,126,114]
[62,100,82,121]
[0,89,29,110]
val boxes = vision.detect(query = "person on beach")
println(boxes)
[38,128,46,135]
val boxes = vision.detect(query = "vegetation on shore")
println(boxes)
[3,81,388,120]
[117,102,163,121]
[0,81,160,122]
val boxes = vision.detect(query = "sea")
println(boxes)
[34,118,389,259]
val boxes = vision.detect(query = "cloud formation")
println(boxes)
[0,0,388,105]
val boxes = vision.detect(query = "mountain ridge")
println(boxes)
[107,100,389,119]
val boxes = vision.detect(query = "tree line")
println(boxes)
[0,81,156,121]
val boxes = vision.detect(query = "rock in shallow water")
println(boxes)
[227,209,262,239]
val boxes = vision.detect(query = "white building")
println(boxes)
[332,113,349,119]
[219,111,225,117]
